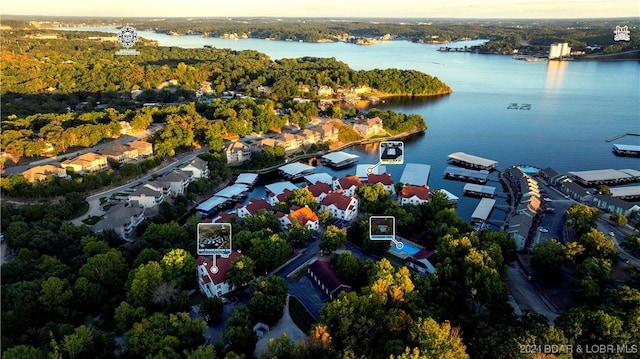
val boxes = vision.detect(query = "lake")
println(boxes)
[60,27,640,224]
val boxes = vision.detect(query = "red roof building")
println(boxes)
[195,251,242,298]
[399,184,432,206]
[307,260,352,300]
[320,192,359,221]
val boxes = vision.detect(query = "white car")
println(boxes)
[543,197,552,202]
[609,232,615,237]
[539,228,549,233]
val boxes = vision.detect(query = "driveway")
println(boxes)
[507,263,560,325]
[253,295,307,358]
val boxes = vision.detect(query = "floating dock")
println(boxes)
[606,133,640,142]
[471,198,496,223]
[610,185,640,200]
[278,162,315,180]
[568,168,640,186]
[612,144,640,157]
[321,151,359,169]
[447,152,498,171]
[235,173,259,188]
[444,166,490,184]
[463,183,497,198]
[399,163,431,187]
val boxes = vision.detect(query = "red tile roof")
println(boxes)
[289,206,319,227]
[367,173,393,186]
[338,175,362,190]
[214,211,237,223]
[245,198,272,215]
[196,251,241,285]
[306,182,333,197]
[400,184,431,201]
[308,260,351,296]
[321,192,356,211]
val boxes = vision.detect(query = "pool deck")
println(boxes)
[388,236,425,259]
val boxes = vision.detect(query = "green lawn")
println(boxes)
[289,296,316,334]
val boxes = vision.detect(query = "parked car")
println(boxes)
[609,232,615,237]
[539,227,549,233]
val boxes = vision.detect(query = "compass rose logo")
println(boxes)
[116,26,140,55]
[117,26,138,48]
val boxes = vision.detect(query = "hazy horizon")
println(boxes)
[2,0,639,20]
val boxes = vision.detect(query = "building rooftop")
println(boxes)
[321,192,356,211]
[129,186,162,198]
[447,152,497,169]
[289,206,319,227]
[568,168,640,185]
[244,198,272,215]
[279,162,315,177]
[92,204,144,233]
[236,173,259,185]
[196,251,241,285]
[321,151,359,165]
[471,198,496,221]
[308,260,351,297]
[215,184,249,199]
[399,163,431,187]
[21,164,65,182]
[337,175,362,189]
[265,181,298,195]
[400,184,431,201]
[610,185,640,198]
[463,183,497,196]
[367,173,394,186]
[356,164,387,180]
[306,182,333,197]
[196,196,229,214]
[304,173,334,185]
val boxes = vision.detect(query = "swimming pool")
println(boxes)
[392,241,422,256]
[519,166,539,174]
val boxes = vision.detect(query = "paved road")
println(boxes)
[507,263,560,325]
[253,295,307,357]
[597,218,640,267]
[70,148,208,225]
[2,124,163,176]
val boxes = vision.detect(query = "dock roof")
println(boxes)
[448,152,497,169]
[471,198,496,221]
[236,173,259,185]
[610,185,640,198]
[444,166,490,181]
[613,144,640,152]
[434,189,459,202]
[279,162,315,177]
[322,151,359,164]
[196,196,228,214]
[215,184,249,199]
[399,163,431,187]
[568,169,640,184]
[265,181,298,195]
[356,164,386,179]
[463,183,497,195]
[304,173,334,185]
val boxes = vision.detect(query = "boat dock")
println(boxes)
[444,166,490,184]
[447,152,498,171]
[321,151,359,169]
[265,181,299,196]
[278,162,315,180]
[606,133,640,142]
[609,185,640,200]
[568,168,640,186]
[613,144,640,157]
[463,183,497,198]
[399,163,431,187]
[196,182,252,216]
[434,189,459,206]
[235,173,259,188]
[471,198,496,223]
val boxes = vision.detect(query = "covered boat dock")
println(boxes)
[447,152,498,171]
[279,162,315,180]
[400,163,431,187]
[568,168,640,186]
[321,151,359,168]
[444,166,490,184]
[613,144,640,157]
[463,183,497,198]
[471,198,496,223]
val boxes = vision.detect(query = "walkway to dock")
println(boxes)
[606,133,640,142]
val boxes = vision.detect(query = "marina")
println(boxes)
[471,198,496,223]
[447,152,498,171]
[321,151,359,169]
[463,183,497,198]
[399,163,431,187]
[444,166,490,184]
[278,162,315,180]
[568,168,640,186]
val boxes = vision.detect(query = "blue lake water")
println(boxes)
[59,27,640,224]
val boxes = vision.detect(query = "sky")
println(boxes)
[2,0,639,19]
